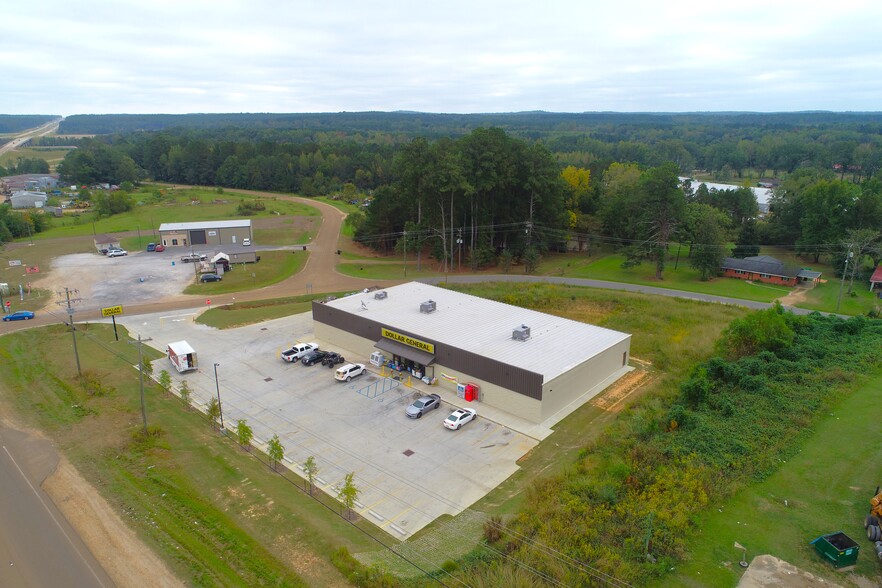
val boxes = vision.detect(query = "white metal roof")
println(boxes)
[322,282,630,382]
[158,220,252,231]
[167,340,195,355]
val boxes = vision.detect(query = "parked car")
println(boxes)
[3,310,35,322]
[443,408,477,430]
[154,244,166,252]
[146,243,156,252]
[335,363,366,382]
[242,238,251,246]
[281,342,319,363]
[321,352,346,367]
[200,274,222,282]
[181,253,207,263]
[301,349,330,366]
[406,394,441,418]
[107,248,128,257]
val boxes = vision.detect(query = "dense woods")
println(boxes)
[0,114,57,134]
[8,111,881,276]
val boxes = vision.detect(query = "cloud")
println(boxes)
[2,0,882,114]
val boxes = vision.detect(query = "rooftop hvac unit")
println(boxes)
[512,324,531,341]
[419,299,437,314]
[374,290,388,300]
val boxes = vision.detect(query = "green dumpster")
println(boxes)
[810,531,859,568]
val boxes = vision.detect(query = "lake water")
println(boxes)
[679,177,772,205]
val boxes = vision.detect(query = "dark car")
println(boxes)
[405,394,441,419]
[200,274,222,282]
[321,352,346,367]
[3,311,35,322]
[300,349,330,366]
[146,243,156,252]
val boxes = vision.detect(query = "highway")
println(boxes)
[0,118,62,157]
[0,425,114,587]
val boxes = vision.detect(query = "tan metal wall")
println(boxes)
[540,338,631,420]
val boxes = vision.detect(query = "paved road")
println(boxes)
[0,118,62,157]
[0,425,114,588]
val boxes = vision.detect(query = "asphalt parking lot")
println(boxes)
[117,311,538,539]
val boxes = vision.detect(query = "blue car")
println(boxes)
[3,311,35,321]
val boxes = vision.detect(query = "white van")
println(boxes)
[335,363,366,382]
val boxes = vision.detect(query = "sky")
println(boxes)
[4,0,882,116]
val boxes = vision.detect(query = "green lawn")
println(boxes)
[336,261,444,280]
[0,324,375,586]
[183,250,307,294]
[666,371,882,587]
[0,146,73,170]
[197,291,352,329]
[30,188,319,241]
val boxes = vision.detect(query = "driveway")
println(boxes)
[118,311,537,539]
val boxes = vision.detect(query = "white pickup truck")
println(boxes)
[281,342,318,363]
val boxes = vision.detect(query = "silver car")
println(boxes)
[405,394,441,418]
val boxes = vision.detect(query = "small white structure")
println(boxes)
[167,341,198,373]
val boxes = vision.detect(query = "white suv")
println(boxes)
[335,363,366,382]
[107,248,128,257]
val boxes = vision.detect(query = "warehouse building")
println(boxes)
[313,282,631,424]
[158,220,252,248]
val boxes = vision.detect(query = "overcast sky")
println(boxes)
[4,0,881,115]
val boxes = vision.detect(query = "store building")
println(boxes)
[158,220,252,248]
[312,282,632,424]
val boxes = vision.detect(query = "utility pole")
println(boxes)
[403,229,407,278]
[213,363,225,430]
[457,229,463,272]
[836,251,853,313]
[58,287,82,375]
[129,334,153,435]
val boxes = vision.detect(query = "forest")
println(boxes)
[3,111,880,278]
[0,114,57,134]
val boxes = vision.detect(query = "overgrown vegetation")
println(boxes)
[461,304,882,585]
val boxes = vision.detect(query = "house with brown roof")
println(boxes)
[720,255,822,287]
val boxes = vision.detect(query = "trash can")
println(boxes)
[810,531,859,568]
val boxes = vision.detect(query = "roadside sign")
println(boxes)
[101,305,124,317]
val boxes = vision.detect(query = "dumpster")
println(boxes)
[810,531,859,568]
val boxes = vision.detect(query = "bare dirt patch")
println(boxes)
[591,367,653,413]
[777,286,811,307]
[43,457,184,588]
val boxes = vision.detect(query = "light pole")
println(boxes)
[213,363,225,430]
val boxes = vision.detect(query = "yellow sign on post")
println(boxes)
[101,305,124,317]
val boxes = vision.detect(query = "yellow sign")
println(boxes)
[381,328,435,354]
[101,305,124,317]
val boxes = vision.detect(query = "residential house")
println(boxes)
[720,255,822,287]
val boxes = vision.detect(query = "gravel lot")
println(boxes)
[35,250,196,311]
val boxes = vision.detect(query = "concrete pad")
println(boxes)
[114,311,538,538]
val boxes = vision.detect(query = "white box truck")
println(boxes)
[167,341,198,373]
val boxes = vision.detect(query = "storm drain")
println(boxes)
[264,377,273,382]
[403,449,414,456]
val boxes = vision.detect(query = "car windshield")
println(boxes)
[414,399,428,408]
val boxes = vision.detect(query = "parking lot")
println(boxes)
[117,311,538,538]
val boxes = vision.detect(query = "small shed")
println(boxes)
[94,234,121,253]
[871,265,882,292]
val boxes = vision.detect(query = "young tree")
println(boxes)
[522,246,541,274]
[236,419,253,451]
[267,434,285,472]
[179,380,192,409]
[638,163,687,280]
[337,472,360,520]
[689,207,729,281]
[303,456,319,496]
[157,369,172,397]
[207,397,220,430]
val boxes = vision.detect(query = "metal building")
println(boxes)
[313,282,632,424]
[158,220,252,248]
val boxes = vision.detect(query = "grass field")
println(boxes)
[665,371,882,587]
[0,146,74,171]
[197,291,352,329]
[0,323,378,586]
[182,250,308,295]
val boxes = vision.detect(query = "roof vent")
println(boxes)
[419,299,437,314]
[512,324,531,341]
[374,290,388,300]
